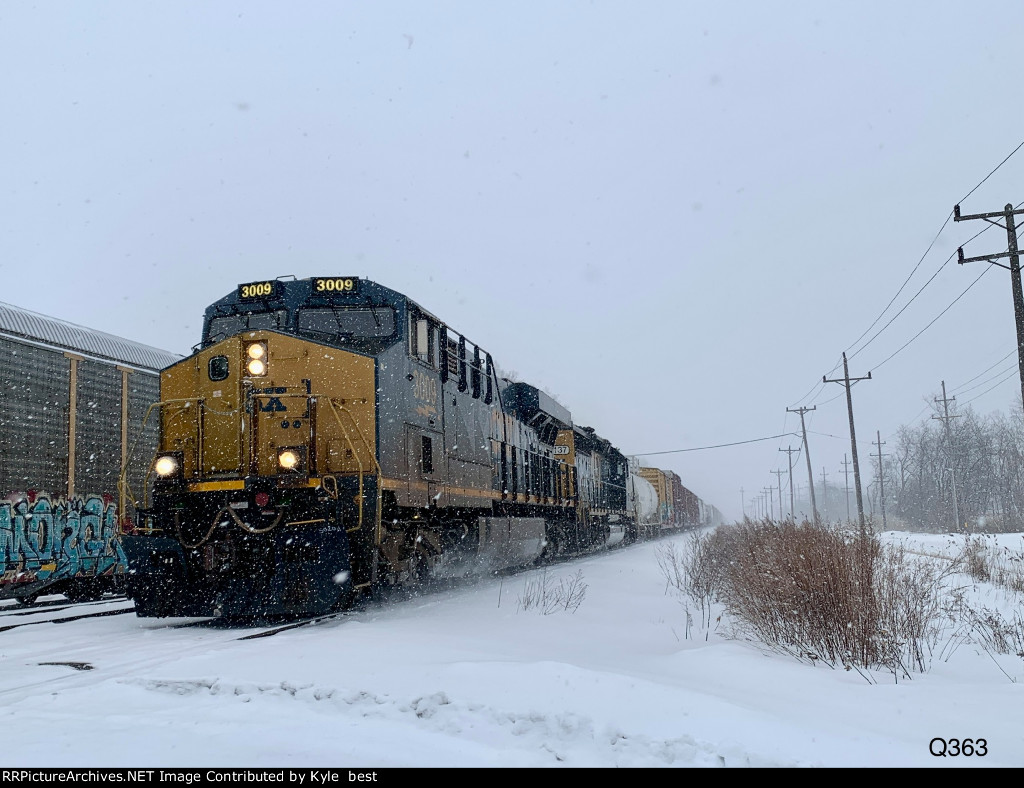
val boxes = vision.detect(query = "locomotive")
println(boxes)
[119,276,713,618]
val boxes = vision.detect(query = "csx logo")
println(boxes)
[256,387,288,412]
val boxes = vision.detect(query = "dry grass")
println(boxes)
[965,607,1024,660]
[957,536,1024,594]
[661,519,957,678]
[656,531,727,631]
[517,568,588,615]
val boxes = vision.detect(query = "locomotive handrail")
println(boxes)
[321,397,383,538]
[248,391,381,537]
[321,397,384,592]
[249,390,375,483]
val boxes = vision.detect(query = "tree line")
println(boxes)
[786,401,1024,532]
[876,403,1024,532]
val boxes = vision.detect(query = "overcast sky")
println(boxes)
[3,1,1024,522]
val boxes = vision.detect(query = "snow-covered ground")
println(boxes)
[1,529,1021,768]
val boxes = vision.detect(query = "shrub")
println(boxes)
[517,568,587,615]
[677,519,955,678]
[957,536,1024,594]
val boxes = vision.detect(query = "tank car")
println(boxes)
[120,277,635,618]
[626,471,659,540]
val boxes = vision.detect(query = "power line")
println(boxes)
[954,362,1018,396]
[847,254,955,363]
[807,430,849,440]
[790,374,834,410]
[963,368,1019,406]
[958,137,1024,205]
[843,139,1024,360]
[950,348,1017,393]
[844,212,954,357]
[867,266,991,372]
[847,202,1017,374]
[808,388,848,409]
[786,139,1024,414]
[631,432,799,456]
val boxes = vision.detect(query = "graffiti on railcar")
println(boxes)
[0,491,126,588]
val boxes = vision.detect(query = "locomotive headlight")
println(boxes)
[247,342,266,360]
[154,454,180,478]
[277,447,306,473]
[245,342,268,376]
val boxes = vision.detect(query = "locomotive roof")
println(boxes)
[574,424,625,459]
[0,300,181,372]
[202,275,487,356]
[502,381,573,430]
[206,276,408,315]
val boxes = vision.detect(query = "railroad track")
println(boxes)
[0,601,137,633]
[235,610,351,639]
[0,596,353,639]
[0,604,358,705]
[0,595,129,619]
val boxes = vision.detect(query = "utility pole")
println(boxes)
[787,406,818,524]
[933,380,962,532]
[771,469,785,522]
[840,454,851,522]
[780,446,799,520]
[740,487,745,519]
[954,202,1024,411]
[824,353,872,536]
[872,431,888,530]
[763,486,775,520]
[820,466,829,521]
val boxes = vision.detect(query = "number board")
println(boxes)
[313,277,359,294]
[238,281,279,299]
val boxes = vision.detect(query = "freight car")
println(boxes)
[0,302,180,604]
[119,277,716,618]
[625,460,661,539]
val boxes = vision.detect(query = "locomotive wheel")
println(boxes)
[15,593,39,606]
[409,549,430,586]
[537,530,560,564]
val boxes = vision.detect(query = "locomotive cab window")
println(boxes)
[207,309,288,343]
[297,307,396,340]
[409,313,438,368]
[208,355,229,381]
